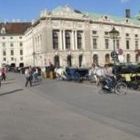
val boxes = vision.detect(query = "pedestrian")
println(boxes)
[1,67,6,81]
[33,67,39,82]
[25,67,32,87]
[103,64,115,89]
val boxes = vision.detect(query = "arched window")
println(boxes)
[54,55,60,67]
[93,54,98,65]
[65,31,71,49]
[67,55,72,67]
[77,31,83,49]
[53,30,59,49]
[79,54,83,67]
[126,54,131,63]
[105,54,110,64]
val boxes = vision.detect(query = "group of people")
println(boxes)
[89,63,114,87]
[24,67,39,87]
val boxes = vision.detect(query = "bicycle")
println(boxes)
[99,75,127,95]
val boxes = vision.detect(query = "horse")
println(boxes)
[88,66,105,85]
[54,67,67,80]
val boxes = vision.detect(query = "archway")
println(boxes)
[11,63,16,67]
[19,63,24,67]
[105,54,110,64]
[126,54,131,63]
[79,54,83,67]
[67,55,72,67]
[93,54,98,65]
[54,55,60,67]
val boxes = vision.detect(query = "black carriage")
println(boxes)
[113,64,140,89]
[65,67,89,82]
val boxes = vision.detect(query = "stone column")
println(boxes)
[71,30,75,50]
[62,30,65,50]
[75,30,77,50]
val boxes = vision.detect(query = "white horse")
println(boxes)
[54,67,67,80]
[88,66,105,85]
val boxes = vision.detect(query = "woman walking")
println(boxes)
[25,67,32,87]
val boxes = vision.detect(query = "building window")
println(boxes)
[20,42,23,46]
[126,33,129,37]
[104,16,109,20]
[135,34,138,38]
[11,57,14,61]
[10,43,13,47]
[126,19,129,23]
[10,36,13,39]
[93,38,97,49]
[11,50,14,55]
[20,49,23,55]
[20,57,23,61]
[77,31,82,49]
[19,36,22,39]
[126,54,131,63]
[105,39,109,49]
[104,32,109,35]
[65,30,71,49]
[52,30,59,49]
[3,50,6,56]
[3,57,6,61]
[92,30,97,34]
[135,40,139,50]
[126,40,129,49]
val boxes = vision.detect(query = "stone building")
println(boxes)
[24,6,140,67]
[1,6,140,68]
[0,22,31,67]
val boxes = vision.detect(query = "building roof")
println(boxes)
[0,22,31,35]
[83,11,140,26]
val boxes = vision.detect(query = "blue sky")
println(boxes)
[0,0,140,22]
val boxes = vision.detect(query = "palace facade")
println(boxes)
[1,6,140,67]
[24,6,140,67]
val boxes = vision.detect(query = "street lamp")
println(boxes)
[109,27,119,64]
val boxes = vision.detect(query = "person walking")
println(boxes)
[32,67,39,82]
[25,67,32,87]
[1,67,6,81]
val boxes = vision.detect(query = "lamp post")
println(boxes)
[109,27,119,64]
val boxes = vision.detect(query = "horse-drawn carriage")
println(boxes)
[55,67,89,82]
[113,64,140,89]
[64,67,89,82]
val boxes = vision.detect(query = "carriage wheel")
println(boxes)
[115,82,127,95]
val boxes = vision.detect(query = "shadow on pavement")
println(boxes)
[0,89,23,96]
